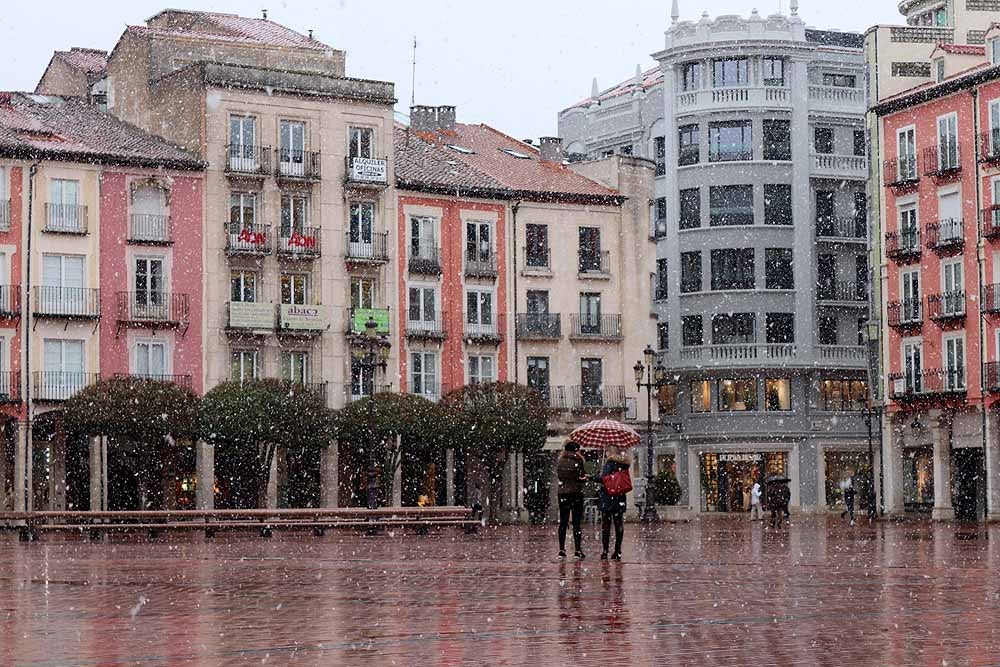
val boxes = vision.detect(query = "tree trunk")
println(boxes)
[257,442,277,509]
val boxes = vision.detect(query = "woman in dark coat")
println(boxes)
[595,444,630,560]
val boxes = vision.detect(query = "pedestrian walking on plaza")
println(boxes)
[556,441,588,559]
[596,445,631,560]
[841,478,856,526]
[766,476,791,528]
[749,481,763,521]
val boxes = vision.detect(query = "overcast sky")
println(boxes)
[2,0,902,139]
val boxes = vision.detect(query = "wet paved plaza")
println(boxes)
[3,517,1000,666]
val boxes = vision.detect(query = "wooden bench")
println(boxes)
[0,507,481,541]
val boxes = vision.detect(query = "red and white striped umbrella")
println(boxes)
[569,419,641,450]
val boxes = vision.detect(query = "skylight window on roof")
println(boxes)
[500,148,531,159]
[445,144,475,154]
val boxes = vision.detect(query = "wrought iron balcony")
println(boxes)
[346,230,390,263]
[926,291,966,322]
[578,250,611,276]
[277,226,321,259]
[275,149,321,180]
[888,368,965,401]
[985,284,1000,314]
[33,286,100,319]
[925,219,963,252]
[405,313,446,340]
[817,216,866,241]
[570,385,626,410]
[515,313,561,339]
[883,157,919,188]
[987,362,1000,392]
[0,284,20,317]
[978,129,1000,164]
[129,213,171,244]
[465,250,498,279]
[885,230,921,262]
[408,243,442,275]
[225,144,271,176]
[887,299,922,329]
[346,384,394,404]
[0,370,19,403]
[117,292,190,327]
[817,280,867,304]
[923,144,961,177]
[33,371,100,402]
[464,317,502,343]
[44,203,88,234]
[982,207,1000,239]
[569,313,622,340]
[226,223,272,256]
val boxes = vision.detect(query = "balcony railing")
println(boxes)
[33,286,100,318]
[578,250,611,276]
[925,219,963,251]
[515,313,561,339]
[807,84,865,110]
[982,207,1000,239]
[985,284,1000,314]
[129,213,171,244]
[277,226,321,259]
[44,203,88,234]
[884,157,919,187]
[676,86,790,113]
[225,144,271,176]
[345,156,389,186]
[524,247,551,273]
[117,292,190,326]
[405,314,446,340]
[275,149,321,180]
[987,362,1000,392]
[570,385,627,410]
[464,318,502,342]
[887,299,922,328]
[0,370,19,403]
[226,223,272,256]
[0,198,9,232]
[812,153,867,178]
[927,291,966,322]
[817,216,866,240]
[816,345,868,365]
[923,144,961,176]
[408,243,442,275]
[817,281,867,303]
[888,368,965,401]
[346,384,394,404]
[678,343,796,366]
[33,371,100,402]
[0,284,20,317]
[885,230,921,261]
[465,250,498,279]
[343,230,388,263]
[978,129,1000,164]
[112,373,193,389]
[569,313,622,339]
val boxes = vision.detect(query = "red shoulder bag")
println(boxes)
[602,468,633,496]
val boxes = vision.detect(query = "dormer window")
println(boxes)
[991,39,1000,66]
[935,58,945,83]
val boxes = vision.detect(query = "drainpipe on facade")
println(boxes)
[511,200,520,384]
[23,161,38,515]
[972,88,990,520]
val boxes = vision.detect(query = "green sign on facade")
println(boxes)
[352,308,390,334]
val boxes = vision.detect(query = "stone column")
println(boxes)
[788,443,801,512]
[445,449,455,506]
[687,448,701,512]
[88,435,107,512]
[392,437,403,507]
[47,433,66,511]
[320,442,339,508]
[195,439,214,511]
[266,449,279,509]
[931,417,954,520]
[882,417,905,515]
[986,410,1000,520]
[13,420,31,512]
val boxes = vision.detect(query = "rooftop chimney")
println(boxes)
[539,136,563,163]
[436,105,456,131]
[409,105,457,132]
[262,9,268,19]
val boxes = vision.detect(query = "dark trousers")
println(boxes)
[558,493,584,552]
[842,499,855,522]
[601,511,624,555]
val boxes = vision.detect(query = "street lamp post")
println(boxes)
[359,315,389,510]
[863,320,882,520]
[634,344,668,523]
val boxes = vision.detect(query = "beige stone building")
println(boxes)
[102,10,398,412]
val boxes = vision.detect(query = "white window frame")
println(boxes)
[468,355,496,386]
[230,269,258,303]
[349,126,374,159]
[133,255,167,315]
[897,125,917,180]
[228,115,258,170]
[465,287,495,336]
[465,220,494,266]
[134,338,169,378]
[410,215,438,261]
[899,204,918,250]
[943,332,966,391]
[349,201,376,255]
[934,58,945,83]
[990,99,1000,156]
[280,272,309,305]
[991,39,1000,65]
[42,338,85,400]
[901,337,923,393]
[900,267,920,322]
[231,349,259,382]
[278,119,306,176]
[351,277,378,309]
[281,349,309,384]
[407,284,439,330]
[410,350,439,401]
[936,112,958,170]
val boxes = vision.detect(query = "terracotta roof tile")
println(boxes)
[564,65,663,111]
[137,10,330,50]
[0,93,202,169]
[937,44,986,56]
[395,123,621,203]
[55,48,109,78]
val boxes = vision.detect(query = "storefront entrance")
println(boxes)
[953,448,984,522]
[903,446,933,512]
[824,450,871,510]
[700,452,787,512]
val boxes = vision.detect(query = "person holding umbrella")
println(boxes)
[765,475,791,528]
[556,441,588,559]
[569,419,640,562]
